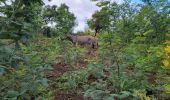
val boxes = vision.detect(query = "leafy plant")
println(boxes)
[64,45,85,66]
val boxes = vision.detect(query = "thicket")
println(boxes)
[56,0,170,99]
[0,0,75,99]
[0,0,170,99]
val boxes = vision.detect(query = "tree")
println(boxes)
[42,3,76,37]
[87,6,110,36]
[89,0,137,43]
[54,4,76,36]
[43,5,58,24]
[134,0,170,43]
[0,0,44,47]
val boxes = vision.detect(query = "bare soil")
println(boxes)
[46,63,70,79]
[46,47,97,100]
[54,90,84,100]
[46,46,158,99]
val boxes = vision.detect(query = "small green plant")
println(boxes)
[0,65,50,100]
[0,35,58,99]
[56,70,88,92]
[64,45,85,66]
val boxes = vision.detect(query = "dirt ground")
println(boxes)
[46,46,158,100]
[46,47,97,100]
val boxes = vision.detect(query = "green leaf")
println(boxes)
[119,91,131,99]
[19,89,27,95]
[103,96,115,100]
[40,78,49,87]
[0,32,11,39]
[96,1,110,7]
[91,0,98,1]
[0,66,5,75]
[7,90,19,98]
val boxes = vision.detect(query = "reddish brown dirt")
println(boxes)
[146,73,157,84]
[47,46,158,99]
[54,90,84,100]
[46,63,85,100]
[85,48,97,58]
[75,60,88,69]
[46,47,97,100]
[46,63,70,79]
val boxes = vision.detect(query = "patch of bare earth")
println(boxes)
[54,90,84,100]
[46,63,70,79]
[46,63,84,100]
[46,47,97,100]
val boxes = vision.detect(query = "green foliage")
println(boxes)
[0,44,24,74]
[64,45,85,65]
[0,65,50,100]
[96,1,110,7]
[0,0,44,46]
[57,70,88,91]
[43,5,58,23]
[134,3,169,43]
[122,43,163,72]
[0,35,58,99]
[87,6,110,32]
[23,35,60,65]
[42,4,76,37]
[54,0,169,99]
[0,0,169,99]
[0,0,52,98]
[54,4,76,35]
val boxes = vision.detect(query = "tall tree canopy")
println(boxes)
[42,4,76,37]
[0,0,45,46]
[89,0,170,43]
[54,4,76,35]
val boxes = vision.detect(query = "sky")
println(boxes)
[44,0,139,32]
